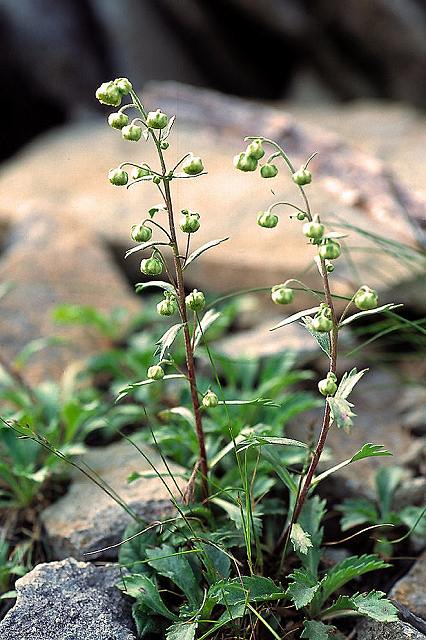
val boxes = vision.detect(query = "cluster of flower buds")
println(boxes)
[354,286,378,311]
[233,139,278,179]
[140,253,163,276]
[271,284,294,305]
[179,209,200,233]
[157,292,178,317]
[95,78,132,106]
[186,289,206,311]
[312,303,333,333]
[318,372,338,396]
[202,389,219,408]
[131,222,152,243]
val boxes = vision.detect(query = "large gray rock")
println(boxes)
[0,211,140,385]
[390,552,426,620]
[0,558,136,640]
[41,440,184,560]
[357,619,426,639]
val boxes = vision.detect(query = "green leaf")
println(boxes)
[237,435,308,453]
[135,281,176,294]
[327,396,356,431]
[302,317,331,358]
[116,374,185,402]
[290,523,313,556]
[350,443,392,462]
[211,498,262,535]
[340,304,403,327]
[210,576,286,606]
[399,505,426,538]
[183,238,229,270]
[317,554,390,605]
[286,568,320,609]
[156,323,184,360]
[125,240,170,258]
[118,521,157,575]
[298,496,326,576]
[146,544,202,607]
[321,591,398,623]
[166,621,198,640]
[193,309,221,349]
[270,306,320,331]
[375,466,405,518]
[120,574,177,620]
[336,368,368,400]
[158,406,195,427]
[337,498,378,531]
[301,620,335,640]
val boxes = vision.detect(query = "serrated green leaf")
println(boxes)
[321,591,398,623]
[337,498,378,531]
[193,309,221,349]
[210,575,286,606]
[270,306,320,331]
[317,555,391,605]
[135,281,176,294]
[166,621,198,640]
[286,568,320,609]
[146,544,202,607]
[290,523,313,556]
[183,238,229,270]
[336,368,368,400]
[302,316,331,358]
[301,620,335,639]
[350,443,392,462]
[120,574,177,620]
[340,304,402,327]
[156,323,184,360]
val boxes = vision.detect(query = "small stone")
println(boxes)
[356,619,426,640]
[41,440,185,560]
[0,558,136,640]
[390,551,426,620]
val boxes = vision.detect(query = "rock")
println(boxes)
[393,478,426,512]
[0,557,136,640]
[0,83,423,308]
[399,387,426,436]
[0,211,139,385]
[41,439,184,560]
[356,619,426,639]
[390,552,426,620]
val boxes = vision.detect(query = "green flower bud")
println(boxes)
[108,168,128,186]
[179,210,200,233]
[318,372,337,396]
[292,167,312,186]
[354,286,378,311]
[122,124,142,142]
[319,240,341,260]
[325,260,334,273]
[260,164,278,178]
[257,211,278,228]
[131,223,152,243]
[302,218,325,241]
[147,365,164,380]
[146,109,169,130]
[160,141,169,150]
[153,176,162,185]
[186,289,205,311]
[182,154,204,175]
[297,212,307,221]
[157,295,178,316]
[130,166,150,180]
[202,390,219,408]
[312,312,333,333]
[246,139,265,160]
[140,255,163,276]
[233,152,257,172]
[114,77,132,95]
[271,284,294,305]
[108,112,129,130]
[95,81,122,106]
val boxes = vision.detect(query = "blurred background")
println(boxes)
[0,0,425,161]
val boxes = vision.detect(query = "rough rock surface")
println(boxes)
[0,557,136,640]
[356,619,426,639]
[0,211,139,385]
[0,84,423,305]
[390,552,426,620]
[41,440,184,560]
